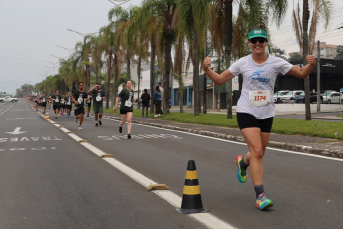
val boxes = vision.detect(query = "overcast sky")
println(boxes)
[1,0,342,95]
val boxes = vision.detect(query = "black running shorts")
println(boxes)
[120,109,132,115]
[74,107,85,116]
[53,105,60,111]
[236,112,274,133]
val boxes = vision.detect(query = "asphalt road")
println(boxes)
[1,100,343,229]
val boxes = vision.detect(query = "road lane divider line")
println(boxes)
[38,116,236,228]
[26,104,234,227]
[102,118,343,162]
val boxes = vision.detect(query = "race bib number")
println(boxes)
[249,90,270,106]
[96,96,101,102]
[55,97,59,103]
[78,98,83,103]
[43,98,45,102]
[67,98,71,105]
[125,100,132,107]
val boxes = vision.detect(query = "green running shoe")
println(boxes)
[256,193,273,210]
[235,155,247,183]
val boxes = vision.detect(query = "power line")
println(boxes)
[274,26,343,46]
[270,8,343,36]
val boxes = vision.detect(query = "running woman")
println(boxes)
[88,83,106,126]
[39,93,47,114]
[72,82,88,130]
[202,24,316,210]
[65,92,72,117]
[86,92,92,117]
[113,80,136,139]
[51,90,61,119]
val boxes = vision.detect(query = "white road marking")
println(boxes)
[5,127,27,135]
[110,120,343,162]
[45,119,236,228]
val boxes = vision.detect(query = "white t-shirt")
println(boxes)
[229,54,293,119]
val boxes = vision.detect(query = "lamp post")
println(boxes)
[56,45,74,58]
[46,61,59,75]
[108,0,130,7]
[67,29,99,37]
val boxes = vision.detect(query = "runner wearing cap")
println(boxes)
[202,24,316,210]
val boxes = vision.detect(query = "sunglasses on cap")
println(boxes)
[249,37,267,44]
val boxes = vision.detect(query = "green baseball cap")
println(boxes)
[248,29,267,39]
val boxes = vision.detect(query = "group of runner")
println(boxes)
[29,81,135,138]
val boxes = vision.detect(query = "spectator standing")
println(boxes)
[141,89,150,119]
[154,86,161,117]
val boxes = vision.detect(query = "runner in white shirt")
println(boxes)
[202,24,316,210]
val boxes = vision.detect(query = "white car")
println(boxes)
[273,90,290,103]
[323,92,343,104]
[0,98,4,103]
[279,90,304,102]
[2,96,18,102]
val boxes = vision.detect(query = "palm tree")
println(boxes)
[141,0,179,114]
[292,0,333,120]
[141,0,164,114]
[71,38,92,89]
[179,0,210,116]
[127,6,150,109]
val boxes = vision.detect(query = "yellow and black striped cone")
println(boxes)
[176,160,209,214]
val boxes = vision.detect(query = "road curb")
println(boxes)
[104,115,343,159]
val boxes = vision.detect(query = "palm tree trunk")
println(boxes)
[106,54,112,109]
[193,31,200,116]
[164,34,172,114]
[127,54,131,81]
[178,74,183,113]
[113,53,118,108]
[95,65,99,84]
[150,40,155,114]
[224,0,233,119]
[217,85,221,110]
[303,0,311,120]
[137,57,141,110]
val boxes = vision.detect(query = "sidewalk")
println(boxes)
[170,105,343,116]
[100,112,343,159]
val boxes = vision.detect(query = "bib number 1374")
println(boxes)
[249,90,270,106]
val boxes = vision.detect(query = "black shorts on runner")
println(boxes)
[86,103,91,108]
[66,105,72,110]
[53,105,60,111]
[236,112,273,133]
[120,109,132,115]
[75,107,85,116]
[41,103,46,107]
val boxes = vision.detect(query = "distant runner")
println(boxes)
[72,82,88,130]
[51,90,61,119]
[88,83,106,127]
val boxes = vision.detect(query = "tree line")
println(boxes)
[19,0,333,118]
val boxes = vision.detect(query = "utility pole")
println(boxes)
[317,40,320,112]
[203,34,207,114]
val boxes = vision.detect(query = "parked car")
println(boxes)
[279,90,304,102]
[295,92,323,103]
[2,96,18,102]
[273,90,290,103]
[324,92,343,104]
[320,90,336,95]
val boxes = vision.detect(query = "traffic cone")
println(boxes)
[46,111,50,120]
[176,160,209,214]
